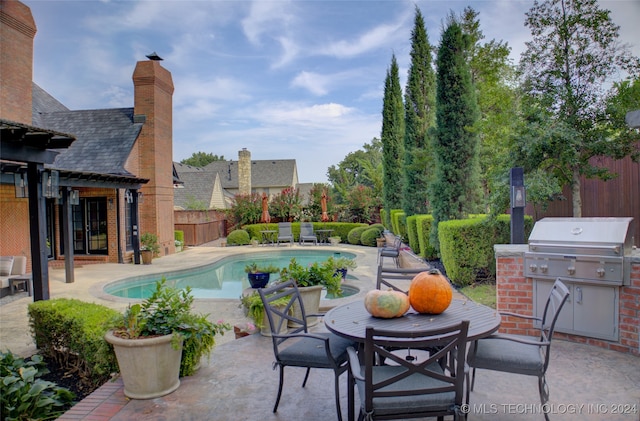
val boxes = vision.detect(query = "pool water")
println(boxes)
[104,249,358,300]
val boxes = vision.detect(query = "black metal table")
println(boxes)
[315,229,334,245]
[259,230,277,246]
[324,299,501,342]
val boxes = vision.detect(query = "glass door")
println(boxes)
[71,198,108,255]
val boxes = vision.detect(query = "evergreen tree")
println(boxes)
[380,54,405,223]
[402,7,436,216]
[430,15,480,249]
[518,0,640,217]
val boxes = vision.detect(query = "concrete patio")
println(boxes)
[1,242,638,420]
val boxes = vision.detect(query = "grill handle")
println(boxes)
[530,242,621,254]
[575,286,583,304]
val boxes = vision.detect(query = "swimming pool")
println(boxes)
[104,249,358,300]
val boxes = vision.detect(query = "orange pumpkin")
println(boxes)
[408,269,452,314]
[364,289,410,319]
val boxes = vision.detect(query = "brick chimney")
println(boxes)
[132,59,174,256]
[238,148,251,195]
[0,0,36,124]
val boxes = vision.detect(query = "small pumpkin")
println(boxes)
[408,269,452,314]
[364,289,410,319]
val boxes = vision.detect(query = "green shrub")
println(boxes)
[361,227,383,247]
[416,215,438,260]
[405,215,420,255]
[1,351,75,420]
[28,299,120,388]
[227,229,250,245]
[347,226,368,245]
[380,208,390,230]
[242,222,367,243]
[174,230,184,243]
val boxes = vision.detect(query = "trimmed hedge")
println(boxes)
[405,215,420,255]
[415,215,438,260]
[438,215,533,287]
[361,226,383,247]
[28,299,120,388]
[242,222,367,243]
[174,230,184,244]
[347,226,369,245]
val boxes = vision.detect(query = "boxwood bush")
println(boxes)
[360,226,383,247]
[347,226,369,245]
[28,299,120,388]
[227,229,250,245]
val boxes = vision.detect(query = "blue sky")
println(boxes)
[27,0,640,183]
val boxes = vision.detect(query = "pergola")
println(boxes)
[1,119,148,300]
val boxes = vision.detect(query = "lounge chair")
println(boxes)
[276,222,294,246]
[299,222,317,245]
[0,256,28,298]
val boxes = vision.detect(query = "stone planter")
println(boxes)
[289,285,322,328]
[260,305,288,337]
[140,250,153,265]
[377,238,386,248]
[104,331,183,399]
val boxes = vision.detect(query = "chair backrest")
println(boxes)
[11,256,27,276]
[258,280,308,350]
[538,279,570,371]
[300,222,315,236]
[361,321,470,416]
[278,222,292,236]
[376,264,426,293]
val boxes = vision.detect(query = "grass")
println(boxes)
[459,283,496,309]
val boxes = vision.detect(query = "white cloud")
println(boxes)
[241,0,295,45]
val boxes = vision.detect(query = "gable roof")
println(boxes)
[204,159,297,189]
[173,163,217,209]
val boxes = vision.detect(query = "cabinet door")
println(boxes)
[572,284,618,341]
[534,279,573,332]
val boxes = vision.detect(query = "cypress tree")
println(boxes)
[430,15,480,248]
[402,7,436,216]
[381,54,405,224]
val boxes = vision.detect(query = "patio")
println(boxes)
[1,242,638,420]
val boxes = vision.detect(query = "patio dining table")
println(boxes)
[324,298,501,343]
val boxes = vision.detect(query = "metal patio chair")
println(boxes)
[299,222,318,245]
[467,278,570,421]
[258,280,356,421]
[377,235,402,267]
[346,321,470,421]
[277,222,294,246]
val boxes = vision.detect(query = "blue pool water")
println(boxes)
[104,249,357,300]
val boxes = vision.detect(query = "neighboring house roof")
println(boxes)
[204,159,297,189]
[173,163,221,209]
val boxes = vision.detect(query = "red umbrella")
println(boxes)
[321,191,329,222]
[261,193,271,223]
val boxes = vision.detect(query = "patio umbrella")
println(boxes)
[261,193,271,223]
[321,191,329,222]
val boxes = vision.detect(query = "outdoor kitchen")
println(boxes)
[495,217,640,356]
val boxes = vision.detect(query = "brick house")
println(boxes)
[0,0,175,298]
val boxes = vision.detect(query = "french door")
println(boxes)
[71,198,108,255]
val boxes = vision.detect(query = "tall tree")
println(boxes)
[180,152,225,167]
[430,14,480,248]
[381,55,405,222]
[328,138,383,204]
[519,0,640,216]
[402,7,436,216]
[460,7,520,215]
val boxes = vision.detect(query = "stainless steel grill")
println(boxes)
[524,217,635,285]
[524,217,635,341]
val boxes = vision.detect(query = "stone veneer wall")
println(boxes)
[495,244,640,356]
[238,148,251,196]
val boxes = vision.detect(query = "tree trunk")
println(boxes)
[572,169,582,217]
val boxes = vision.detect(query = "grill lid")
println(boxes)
[528,217,634,255]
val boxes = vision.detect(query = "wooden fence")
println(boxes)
[174,210,227,246]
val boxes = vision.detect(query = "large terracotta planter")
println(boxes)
[140,250,153,265]
[105,331,183,399]
[289,285,322,328]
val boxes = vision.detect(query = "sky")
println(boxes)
[27,0,640,183]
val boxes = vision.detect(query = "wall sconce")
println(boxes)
[42,170,59,199]
[14,173,28,198]
[125,190,134,204]
[137,192,144,204]
[108,198,114,210]
[69,190,80,206]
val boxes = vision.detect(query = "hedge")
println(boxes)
[242,222,367,244]
[28,298,120,388]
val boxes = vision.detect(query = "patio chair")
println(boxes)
[376,264,426,293]
[467,278,570,421]
[377,235,402,267]
[277,222,294,246]
[347,320,470,421]
[299,222,318,245]
[258,280,356,421]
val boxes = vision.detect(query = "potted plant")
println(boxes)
[328,236,341,246]
[278,258,342,327]
[239,291,289,337]
[244,262,280,288]
[174,239,183,252]
[327,255,357,281]
[105,279,230,399]
[140,232,160,264]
